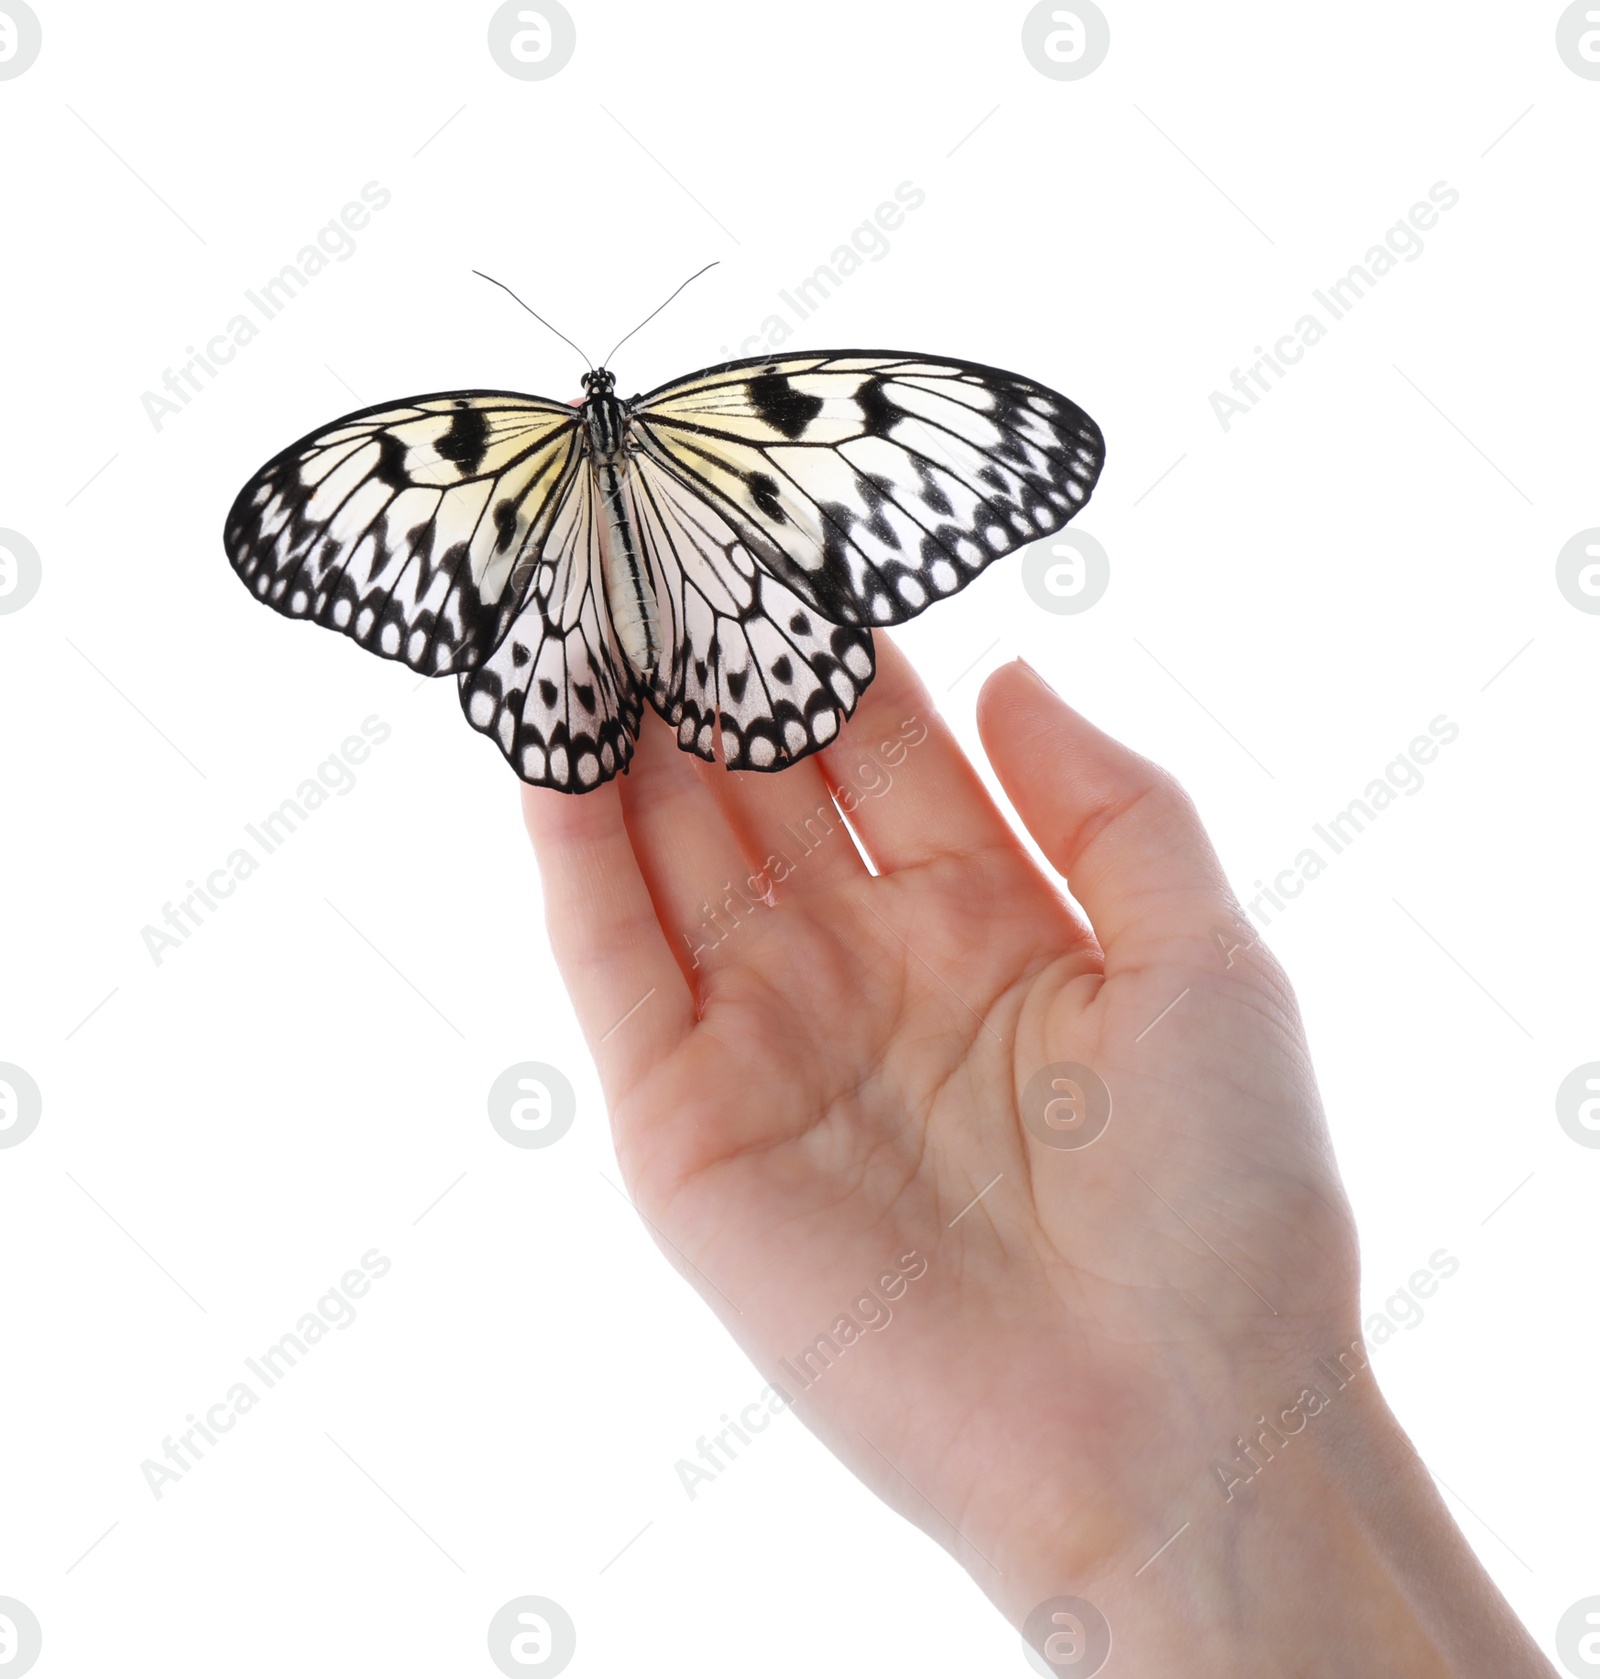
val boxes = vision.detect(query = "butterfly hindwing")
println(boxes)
[621,458,876,770]
[225,391,582,675]
[457,461,644,792]
[629,351,1104,630]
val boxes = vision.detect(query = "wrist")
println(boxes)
[993,1353,1555,1678]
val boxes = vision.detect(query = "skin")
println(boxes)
[521,638,1556,1675]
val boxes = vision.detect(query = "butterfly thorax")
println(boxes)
[579,367,661,677]
[579,367,626,458]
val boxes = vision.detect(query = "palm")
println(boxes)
[524,640,1358,1609]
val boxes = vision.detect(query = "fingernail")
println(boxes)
[1017,657,1058,695]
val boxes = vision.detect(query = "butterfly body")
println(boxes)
[578,368,661,676]
[226,350,1105,792]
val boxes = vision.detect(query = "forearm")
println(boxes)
[997,1380,1555,1677]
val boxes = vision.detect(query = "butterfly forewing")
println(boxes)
[225,392,582,675]
[631,351,1104,631]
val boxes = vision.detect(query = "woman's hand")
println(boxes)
[522,639,1554,1676]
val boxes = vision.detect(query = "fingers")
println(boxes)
[617,714,769,979]
[520,776,695,1096]
[975,660,1240,972]
[691,752,867,899]
[819,635,1019,871]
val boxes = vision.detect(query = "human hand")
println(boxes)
[522,639,1554,1676]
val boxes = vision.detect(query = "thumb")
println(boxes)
[976,660,1244,974]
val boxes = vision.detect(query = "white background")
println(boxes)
[1,2,1596,1673]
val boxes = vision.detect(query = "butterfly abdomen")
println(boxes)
[585,383,661,677]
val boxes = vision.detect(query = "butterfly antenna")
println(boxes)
[601,261,720,368]
[471,270,594,368]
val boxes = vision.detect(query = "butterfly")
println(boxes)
[224,325,1104,793]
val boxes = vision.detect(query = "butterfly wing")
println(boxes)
[620,457,875,770]
[629,351,1104,630]
[226,353,1103,792]
[224,391,582,675]
[457,463,645,792]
